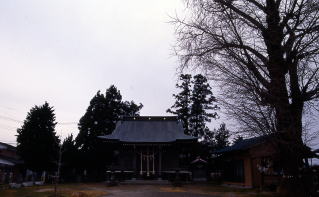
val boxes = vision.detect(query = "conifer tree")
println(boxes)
[190,74,218,138]
[76,85,143,151]
[16,102,59,172]
[214,123,230,150]
[75,85,142,178]
[121,101,143,117]
[233,135,244,145]
[60,134,78,181]
[167,74,192,135]
[76,90,108,153]
[201,128,215,146]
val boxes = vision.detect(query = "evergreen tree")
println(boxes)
[121,101,143,117]
[233,135,244,145]
[102,85,123,135]
[76,90,109,153]
[190,74,218,137]
[75,85,142,178]
[201,129,215,146]
[61,134,77,167]
[61,134,78,182]
[214,123,230,150]
[16,102,59,172]
[76,85,143,151]
[167,74,192,135]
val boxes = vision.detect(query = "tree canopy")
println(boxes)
[213,123,230,150]
[167,74,218,138]
[75,85,143,177]
[76,85,143,152]
[190,74,219,138]
[16,102,59,172]
[173,0,319,195]
[167,74,192,134]
[60,134,78,182]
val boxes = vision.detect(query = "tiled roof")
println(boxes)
[99,116,197,143]
[0,142,16,151]
[215,135,269,154]
[0,157,15,166]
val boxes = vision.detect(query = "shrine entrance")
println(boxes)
[136,146,162,177]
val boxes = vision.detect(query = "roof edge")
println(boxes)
[122,116,178,121]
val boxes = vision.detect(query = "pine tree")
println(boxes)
[190,74,218,138]
[201,128,215,146]
[16,102,59,172]
[167,74,192,135]
[75,85,142,178]
[76,85,143,151]
[76,90,108,153]
[61,134,78,181]
[233,135,244,145]
[214,123,230,150]
[121,101,143,117]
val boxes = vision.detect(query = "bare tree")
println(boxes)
[173,0,319,195]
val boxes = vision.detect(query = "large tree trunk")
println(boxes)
[274,96,308,196]
[263,2,308,195]
[268,52,307,197]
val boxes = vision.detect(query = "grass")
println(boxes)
[160,184,278,197]
[0,183,278,197]
[0,184,108,197]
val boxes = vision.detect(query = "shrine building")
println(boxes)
[99,116,198,180]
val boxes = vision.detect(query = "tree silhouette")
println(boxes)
[167,74,192,134]
[214,123,230,150]
[75,85,143,180]
[173,1,319,195]
[190,74,219,138]
[17,102,59,172]
[61,134,78,182]
[168,74,218,138]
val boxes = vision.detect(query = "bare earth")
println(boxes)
[97,184,273,197]
[106,185,214,197]
[0,183,275,197]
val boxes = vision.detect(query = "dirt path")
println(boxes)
[105,185,215,197]
[32,183,272,197]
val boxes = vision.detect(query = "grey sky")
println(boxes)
[0,0,192,143]
[0,1,317,164]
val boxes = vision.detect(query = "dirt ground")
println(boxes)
[0,183,277,197]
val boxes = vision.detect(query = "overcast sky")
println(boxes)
[0,0,212,144]
[1,1,318,162]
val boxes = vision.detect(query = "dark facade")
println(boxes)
[0,142,22,184]
[215,136,282,188]
[99,116,197,180]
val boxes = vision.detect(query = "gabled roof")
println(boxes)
[215,135,316,159]
[0,142,21,166]
[0,142,16,151]
[0,157,15,166]
[215,135,270,154]
[0,155,23,166]
[99,116,197,143]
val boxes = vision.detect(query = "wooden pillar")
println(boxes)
[147,147,150,176]
[152,147,155,175]
[140,151,143,175]
[158,146,162,177]
[133,146,136,173]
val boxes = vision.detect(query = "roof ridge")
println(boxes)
[123,116,178,121]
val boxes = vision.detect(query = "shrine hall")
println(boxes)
[99,116,198,179]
